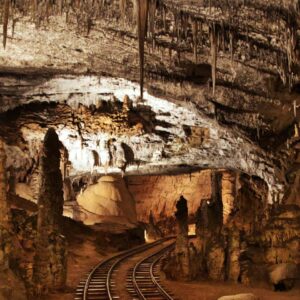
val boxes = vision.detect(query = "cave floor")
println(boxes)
[162,278,300,300]
[45,233,300,300]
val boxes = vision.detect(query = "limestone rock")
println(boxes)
[175,196,190,280]
[269,263,298,290]
[77,175,137,225]
[33,128,67,295]
[127,170,212,223]
[0,269,27,300]
[15,183,35,203]
[222,171,236,225]
[0,139,11,273]
[218,293,259,300]
[207,241,225,281]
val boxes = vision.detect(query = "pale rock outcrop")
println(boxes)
[269,263,298,290]
[15,183,35,203]
[77,175,137,225]
[218,293,259,300]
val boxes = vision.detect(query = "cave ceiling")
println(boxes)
[0,0,299,202]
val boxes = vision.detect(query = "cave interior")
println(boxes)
[0,1,300,300]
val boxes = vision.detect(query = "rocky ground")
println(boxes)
[162,278,300,300]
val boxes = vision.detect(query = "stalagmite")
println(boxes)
[221,171,236,225]
[192,20,198,63]
[148,0,156,40]
[295,123,299,138]
[3,0,10,48]
[229,31,234,63]
[175,195,190,280]
[136,0,149,101]
[33,128,66,295]
[119,0,126,19]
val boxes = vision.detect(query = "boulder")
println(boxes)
[218,293,259,300]
[269,263,298,290]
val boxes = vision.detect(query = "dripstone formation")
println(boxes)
[0,0,299,298]
[32,128,67,295]
[162,195,190,281]
[0,140,27,300]
[162,170,300,290]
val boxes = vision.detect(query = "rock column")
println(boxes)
[33,128,67,295]
[221,171,236,225]
[194,171,225,280]
[175,195,190,280]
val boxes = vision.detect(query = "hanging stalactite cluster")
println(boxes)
[0,0,299,96]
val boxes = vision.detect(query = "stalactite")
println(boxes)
[210,23,218,96]
[162,5,166,31]
[181,13,188,39]
[192,19,198,63]
[136,0,149,101]
[199,21,203,48]
[32,0,38,16]
[119,0,126,19]
[148,0,156,40]
[174,11,180,42]
[58,0,63,15]
[229,30,234,63]
[3,0,10,49]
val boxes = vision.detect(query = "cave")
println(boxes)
[0,1,300,300]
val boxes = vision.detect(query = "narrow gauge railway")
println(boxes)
[75,237,175,300]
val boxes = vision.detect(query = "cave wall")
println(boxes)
[162,171,300,289]
[126,169,212,223]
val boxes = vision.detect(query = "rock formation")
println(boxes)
[175,195,190,280]
[0,0,299,297]
[194,170,224,280]
[162,195,191,280]
[127,170,212,227]
[0,139,27,300]
[0,139,11,271]
[162,169,300,290]
[221,171,237,225]
[218,294,259,300]
[144,211,163,241]
[32,128,67,295]
[76,175,137,225]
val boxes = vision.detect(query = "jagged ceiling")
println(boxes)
[0,0,299,203]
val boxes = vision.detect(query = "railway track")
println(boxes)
[75,237,175,300]
[127,242,175,300]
